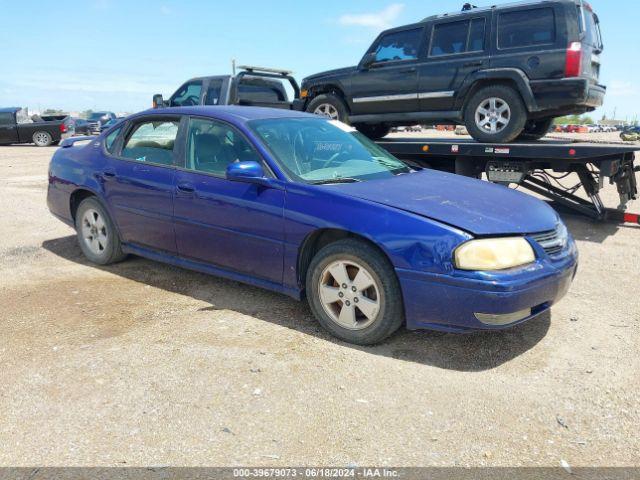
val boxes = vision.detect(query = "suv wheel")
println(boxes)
[306,239,404,345]
[517,118,554,141]
[307,94,349,123]
[355,124,391,140]
[464,85,527,143]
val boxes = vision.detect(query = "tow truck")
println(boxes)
[377,137,640,225]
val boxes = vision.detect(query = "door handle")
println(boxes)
[399,67,417,73]
[464,61,483,67]
[102,168,117,178]
[176,182,195,193]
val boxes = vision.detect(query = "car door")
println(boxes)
[0,112,19,144]
[418,16,490,112]
[173,116,285,284]
[100,116,181,253]
[350,26,425,116]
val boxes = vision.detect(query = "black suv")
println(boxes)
[301,0,605,143]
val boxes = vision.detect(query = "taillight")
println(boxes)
[59,123,67,133]
[565,42,582,78]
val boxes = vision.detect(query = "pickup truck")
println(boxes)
[152,65,302,110]
[0,107,74,147]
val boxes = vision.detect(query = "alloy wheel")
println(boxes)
[318,260,381,330]
[475,97,511,134]
[313,103,340,120]
[81,208,108,255]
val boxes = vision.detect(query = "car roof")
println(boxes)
[421,0,575,22]
[143,106,318,123]
[0,107,21,113]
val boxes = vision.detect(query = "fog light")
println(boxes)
[475,309,532,326]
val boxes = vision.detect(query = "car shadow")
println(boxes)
[42,235,551,373]
[551,202,640,243]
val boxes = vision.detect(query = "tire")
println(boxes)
[74,197,126,265]
[32,131,53,147]
[464,85,527,143]
[517,118,554,141]
[306,94,350,123]
[355,123,391,140]
[306,238,404,345]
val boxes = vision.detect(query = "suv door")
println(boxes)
[418,15,490,112]
[350,26,425,116]
[173,116,285,284]
[101,116,181,253]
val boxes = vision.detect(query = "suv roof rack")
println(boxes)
[238,65,293,76]
[461,3,477,11]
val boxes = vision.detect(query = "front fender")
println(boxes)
[456,68,538,112]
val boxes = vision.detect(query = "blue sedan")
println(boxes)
[47,106,578,345]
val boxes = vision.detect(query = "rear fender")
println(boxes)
[456,69,538,112]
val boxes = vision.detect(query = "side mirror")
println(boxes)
[152,94,165,109]
[361,52,377,69]
[226,161,275,188]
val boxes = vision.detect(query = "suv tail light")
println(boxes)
[59,123,68,134]
[565,42,582,78]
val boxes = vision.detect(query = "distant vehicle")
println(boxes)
[71,118,91,136]
[47,106,577,345]
[620,126,640,141]
[0,107,73,147]
[87,111,117,135]
[301,0,605,143]
[152,65,302,111]
[586,124,602,133]
[99,117,125,133]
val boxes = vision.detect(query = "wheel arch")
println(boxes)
[69,188,99,222]
[457,70,538,113]
[296,228,397,298]
[306,84,350,111]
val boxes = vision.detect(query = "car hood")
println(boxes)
[303,66,357,83]
[328,170,559,235]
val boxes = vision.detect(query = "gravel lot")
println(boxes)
[0,139,638,467]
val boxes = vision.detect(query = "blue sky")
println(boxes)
[0,0,637,120]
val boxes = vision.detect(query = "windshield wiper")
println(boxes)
[310,177,362,185]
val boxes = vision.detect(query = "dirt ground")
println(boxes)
[0,138,638,468]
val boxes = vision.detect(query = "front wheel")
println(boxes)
[306,239,404,345]
[75,197,126,265]
[355,123,391,140]
[306,94,350,123]
[32,131,53,147]
[517,118,554,141]
[464,85,527,143]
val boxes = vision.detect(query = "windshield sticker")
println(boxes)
[314,142,343,153]
[329,120,357,133]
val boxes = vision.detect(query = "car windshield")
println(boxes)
[248,117,411,183]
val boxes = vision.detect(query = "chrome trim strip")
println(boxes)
[352,93,417,103]
[418,90,455,99]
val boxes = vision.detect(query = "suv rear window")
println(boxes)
[430,18,486,57]
[498,8,556,49]
[373,28,422,63]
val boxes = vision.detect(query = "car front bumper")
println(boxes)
[397,245,578,333]
[530,78,605,113]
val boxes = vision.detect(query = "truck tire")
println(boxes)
[75,197,126,265]
[33,131,53,147]
[464,85,527,143]
[307,94,350,123]
[306,238,404,345]
[517,118,554,141]
[355,124,391,140]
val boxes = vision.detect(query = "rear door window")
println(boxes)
[429,19,486,57]
[373,28,423,63]
[121,120,180,166]
[170,81,203,107]
[498,8,556,49]
[204,79,224,105]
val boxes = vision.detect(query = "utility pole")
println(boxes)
[232,59,236,75]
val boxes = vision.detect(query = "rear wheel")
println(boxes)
[306,94,350,123]
[464,85,527,143]
[75,197,126,265]
[32,131,53,147]
[306,239,404,345]
[517,118,554,141]
[355,123,391,140]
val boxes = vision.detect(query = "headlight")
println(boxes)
[454,237,535,271]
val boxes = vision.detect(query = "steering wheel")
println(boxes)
[182,95,199,106]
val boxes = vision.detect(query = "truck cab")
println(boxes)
[153,66,302,111]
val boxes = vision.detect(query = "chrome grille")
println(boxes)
[531,223,568,256]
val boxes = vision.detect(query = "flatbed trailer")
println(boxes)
[377,138,640,225]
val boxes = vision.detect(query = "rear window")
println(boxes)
[430,18,486,57]
[498,8,556,49]
[238,83,286,103]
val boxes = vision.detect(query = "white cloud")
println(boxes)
[338,3,405,29]
[608,80,639,97]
